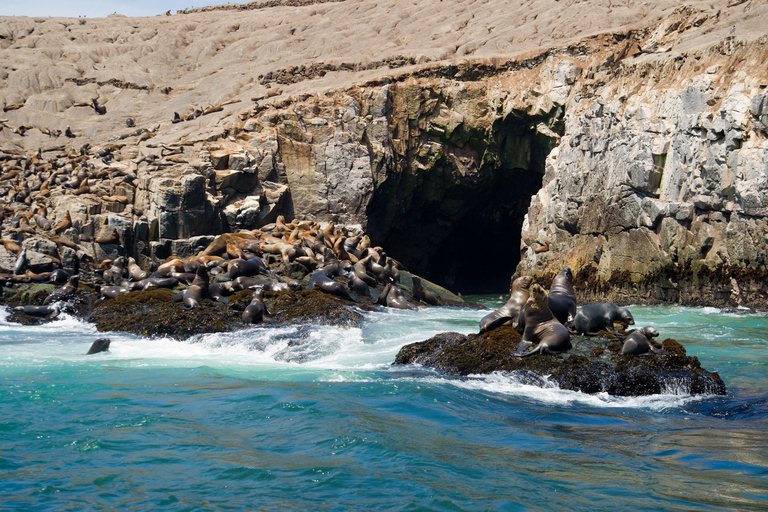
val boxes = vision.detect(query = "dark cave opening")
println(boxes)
[367,109,559,295]
[378,167,544,295]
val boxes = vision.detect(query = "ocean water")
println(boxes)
[1,300,767,511]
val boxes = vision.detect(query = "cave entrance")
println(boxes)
[368,111,560,295]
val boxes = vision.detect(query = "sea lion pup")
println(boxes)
[574,303,635,335]
[412,276,439,306]
[514,284,572,357]
[307,270,353,300]
[49,268,71,285]
[242,288,268,324]
[620,326,665,356]
[548,267,577,327]
[86,338,111,355]
[179,266,209,309]
[43,275,79,305]
[479,275,532,333]
[14,304,61,319]
[207,281,234,304]
[95,284,130,300]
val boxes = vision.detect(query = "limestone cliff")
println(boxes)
[1,1,766,304]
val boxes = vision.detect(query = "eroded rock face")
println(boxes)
[518,40,768,307]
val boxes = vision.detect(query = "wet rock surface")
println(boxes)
[393,326,726,397]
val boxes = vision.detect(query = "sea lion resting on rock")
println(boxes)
[376,283,416,310]
[15,304,61,318]
[207,281,233,304]
[574,303,635,335]
[43,275,78,305]
[514,284,571,357]
[232,276,300,293]
[96,285,130,300]
[412,276,438,306]
[620,326,666,355]
[479,275,531,333]
[307,270,352,300]
[548,267,577,327]
[178,266,208,309]
[242,288,268,324]
[49,268,71,285]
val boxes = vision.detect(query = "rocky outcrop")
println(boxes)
[518,34,768,307]
[393,326,727,397]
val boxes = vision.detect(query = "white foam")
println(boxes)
[401,371,707,411]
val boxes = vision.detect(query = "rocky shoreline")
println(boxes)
[0,223,727,397]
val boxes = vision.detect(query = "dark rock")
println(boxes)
[393,326,726,396]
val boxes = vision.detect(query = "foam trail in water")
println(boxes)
[400,371,709,411]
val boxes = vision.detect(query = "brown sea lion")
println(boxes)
[620,327,665,355]
[384,284,416,310]
[479,275,532,333]
[208,281,233,304]
[548,267,577,327]
[574,303,635,335]
[94,228,119,244]
[127,257,148,281]
[514,284,571,357]
[228,257,269,280]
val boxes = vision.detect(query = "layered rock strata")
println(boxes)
[0,2,766,303]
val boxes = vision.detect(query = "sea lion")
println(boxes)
[228,257,269,280]
[208,281,233,304]
[86,338,111,355]
[384,284,416,310]
[180,266,209,309]
[242,288,268,324]
[49,268,71,285]
[96,285,130,299]
[479,275,532,333]
[94,228,119,244]
[574,303,635,335]
[127,257,148,281]
[412,276,439,306]
[307,270,352,300]
[134,277,179,290]
[13,247,26,275]
[620,326,665,355]
[353,260,377,286]
[232,276,300,293]
[43,275,78,305]
[14,304,61,318]
[548,267,577,327]
[346,271,370,296]
[514,284,572,357]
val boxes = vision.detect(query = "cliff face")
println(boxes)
[519,35,768,306]
[1,1,767,303]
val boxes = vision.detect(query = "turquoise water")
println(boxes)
[1,302,767,511]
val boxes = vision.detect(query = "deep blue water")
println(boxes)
[1,302,767,511]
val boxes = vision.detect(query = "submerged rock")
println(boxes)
[393,326,726,396]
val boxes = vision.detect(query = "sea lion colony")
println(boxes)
[480,268,664,357]
[7,215,447,328]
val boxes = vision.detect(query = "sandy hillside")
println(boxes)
[0,0,765,150]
